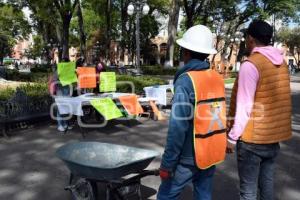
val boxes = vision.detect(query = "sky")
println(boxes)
[23,7,31,22]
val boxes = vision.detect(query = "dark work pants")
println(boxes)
[237,141,280,200]
[157,164,215,200]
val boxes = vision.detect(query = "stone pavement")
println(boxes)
[0,74,299,200]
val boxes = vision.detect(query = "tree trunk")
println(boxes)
[54,24,62,61]
[61,16,71,60]
[165,0,180,68]
[131,24,136,65]
[237,40,246,62]
[0,45,4,65]
[77,2,86,60]
[228,44,234,62]
[120,0,128,62]
[183,0,196,29]
[295,52,300,69]
[212,36,221,63]
[43,23,52,64]
[105,0,112,62]
[53,0,78,61]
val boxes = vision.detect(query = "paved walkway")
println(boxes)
[0,74,300,200]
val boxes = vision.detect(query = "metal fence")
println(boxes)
[0,89,53,137]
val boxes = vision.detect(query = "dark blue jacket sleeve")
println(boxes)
[160,75,194,171]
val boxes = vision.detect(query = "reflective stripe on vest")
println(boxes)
[187,70,227,169]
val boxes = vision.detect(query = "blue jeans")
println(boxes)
[56,85,71,128]
[157,164,215,200]
[237,141,280,200]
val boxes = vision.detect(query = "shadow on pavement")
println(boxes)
[0,87,299,200]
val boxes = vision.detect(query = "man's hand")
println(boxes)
[226,140,236,154]
[159,168,172,180]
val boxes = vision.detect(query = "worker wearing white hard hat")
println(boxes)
[157,25,226,200]
[176,25,217,55]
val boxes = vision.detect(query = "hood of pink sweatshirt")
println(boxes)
[252,46,284,66]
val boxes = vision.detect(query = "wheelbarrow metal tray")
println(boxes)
[56,142,159,180]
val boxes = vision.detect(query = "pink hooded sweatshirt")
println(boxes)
[227,46,285,144]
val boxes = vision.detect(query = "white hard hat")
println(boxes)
[176,25,217,55]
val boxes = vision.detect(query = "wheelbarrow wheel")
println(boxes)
[68,177,98,200]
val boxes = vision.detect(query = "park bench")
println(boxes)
[0,89,53,138]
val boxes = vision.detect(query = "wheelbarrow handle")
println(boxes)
[131,169,159,180]
[111,169,159,188]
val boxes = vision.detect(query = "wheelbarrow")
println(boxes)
[56,142,160,200]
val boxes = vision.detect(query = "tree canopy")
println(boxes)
[1,0,300,65]
[277,27,300,66]
[0,3,30,64]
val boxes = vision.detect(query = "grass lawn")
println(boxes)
[224,78,236,84]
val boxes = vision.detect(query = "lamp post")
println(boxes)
[95,41,101,62]
[127,1,150,73]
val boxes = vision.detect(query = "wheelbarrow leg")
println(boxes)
[69,173,74,185]
[137,183,142,200]
[106,185,111,200]
[2,124,9,138]
[78,116,86,138]
[79,125,86,138]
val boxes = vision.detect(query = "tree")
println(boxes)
[119,0,130,61]
[140,14,161,64]
[53,0,79,59]
[277,27,300,67]
[25,35,43,60]
[0,3,30,64]
[8,0,63,62]
[105,0,112,61]
[87,0,168,64]
[182,0,211,28]
[177,0,299,63]
[0,35,11,64]
[77,1,87,60]
[165,0,180,68]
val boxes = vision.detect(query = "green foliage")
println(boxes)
[141,66,178,75]
[116,75,167,94]
[0,4,31,38]
[18,83,48,98]
[0,3,30,62]
[2,68,167,95]
[260,0,299,22]
[30,65,52,73]
[5,69,50,82]
[0,87,15,101]
[0,35,12,63]
[0,83,48,101]
[277,27,300,50]
[230,72,238,79]
[25,35,44,59]
[81,0,169,61]
[224,78,236,84]
[277,26,300,65]
[70,5,105,48]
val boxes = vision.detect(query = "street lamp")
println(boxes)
[92,41,101,63]
[127,1,150,73]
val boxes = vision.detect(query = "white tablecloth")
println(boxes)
[143,85,174,106]
[54,93,157,116]
[55,93,132,116]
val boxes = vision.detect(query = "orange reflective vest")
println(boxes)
[187,70,226,169]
